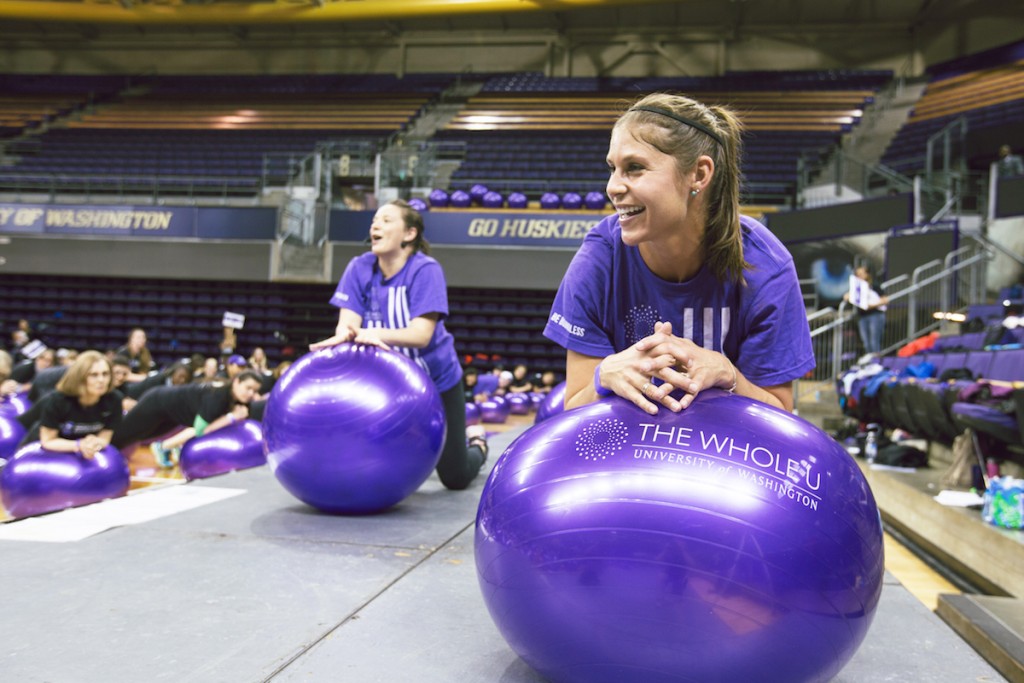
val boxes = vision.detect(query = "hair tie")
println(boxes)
[630,106,724,147]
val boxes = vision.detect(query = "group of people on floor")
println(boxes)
[1,325,282,469]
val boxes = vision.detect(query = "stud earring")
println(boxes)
[690,188,700,197]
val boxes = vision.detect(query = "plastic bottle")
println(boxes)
[864,425,878,464]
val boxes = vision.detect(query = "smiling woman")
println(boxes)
[544,92,815,416]
[37,350,122,460]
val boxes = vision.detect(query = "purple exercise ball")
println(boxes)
[180,419,266,481]
[507,192,528,209]
[479,396,510,424]
[539,192,561,210]
[0,413,26,462]
[0,443,130,519]
[408,197,429,213]
[449,190,471,208]
[469,183,490,205]
[0,392,31,418]
[482,190,504,208]
[584,191,607,210]
[561,191,583,210]
[534,381,567,424]
[428,188,450,207]
[263,344,446,514]
[506,393,531,415]
[465,401,482,426]
[476,390,884,683]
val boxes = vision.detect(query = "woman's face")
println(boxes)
[368,204,416,257]
[606,126,693,247]
[129,329,147,351]
[203,358,218,377]
[231,378,261,404]
[84,360,111,398]
[36,350,55,370]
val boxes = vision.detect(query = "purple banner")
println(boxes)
[329,209,605,247]
[0,203,276,240]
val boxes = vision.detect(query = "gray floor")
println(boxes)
[0,426,1009,683]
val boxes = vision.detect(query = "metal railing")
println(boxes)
[796,240,991,406]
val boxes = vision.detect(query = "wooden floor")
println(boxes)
[0,412,963,614]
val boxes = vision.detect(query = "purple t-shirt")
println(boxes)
[330,252,462,392]
[544,213,815,388]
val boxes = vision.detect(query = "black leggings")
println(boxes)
[110,395,182,449]
[436,380,486,490]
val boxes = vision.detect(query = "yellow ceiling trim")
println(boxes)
[0,0,643,25]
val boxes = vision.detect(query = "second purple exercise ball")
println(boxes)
[263,344,446,514]
[476,389,884,683]
[180,419,266,481]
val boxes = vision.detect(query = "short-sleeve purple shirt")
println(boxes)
[544,213,815,388]
[330,251,462,392]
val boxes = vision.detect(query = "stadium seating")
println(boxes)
[441,70,890,205]
[881,42,1024,176]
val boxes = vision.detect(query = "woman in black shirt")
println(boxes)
[111,370,263,465]
[39,350,122,459]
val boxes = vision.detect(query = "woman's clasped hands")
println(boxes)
[600,321,737,414]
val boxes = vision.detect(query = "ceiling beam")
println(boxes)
[0,0,649,24]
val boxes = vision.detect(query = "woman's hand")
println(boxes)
[231,404,249,421]
[77,435,105,460]
[309,324,357,351]
[631,321,737,411]
[350,327,392,350]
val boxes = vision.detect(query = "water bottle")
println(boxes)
[864,425,878,463]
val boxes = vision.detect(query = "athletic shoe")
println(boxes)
[151,441,174,468]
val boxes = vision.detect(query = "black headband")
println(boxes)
[630,106,724,147]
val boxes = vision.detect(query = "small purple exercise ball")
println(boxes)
[479,396,510,424]
[428,188,450,208]
[408,197,429,213]
[507,192,528,209]
[263,344,446,514]
[0,392,31,418]
[449,190,472,208]
[534,381,567,424]
[469,183,490,205]
[0,413,26,462]
[476,390,884,683]
[561,192,583,210]
[540,192,561,210]
[465,401,482,426]
[482,190,504,208]
[0,443,130,519]
[506,393,531,415]
[584,191,607,210]
[180,419,266,481]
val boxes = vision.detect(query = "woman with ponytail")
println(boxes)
[544,93,814,413]
[310,199,488,491]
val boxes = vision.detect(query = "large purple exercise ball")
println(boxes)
[476,389,884,683]
[263,344,446,514]
[0,443,130,519]
[180,419,266,481]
